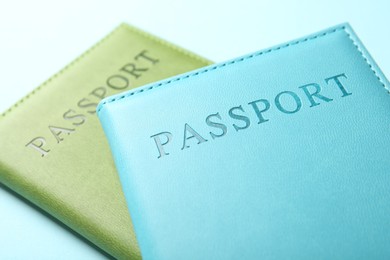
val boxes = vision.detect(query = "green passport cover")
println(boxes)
[0,24,211,259]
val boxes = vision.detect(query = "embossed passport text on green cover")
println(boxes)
[0,24,211,259]
[98,23,390,259]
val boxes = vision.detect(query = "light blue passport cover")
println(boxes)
[97,23,390,259]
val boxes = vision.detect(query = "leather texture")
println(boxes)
[0,24,211,259]
[98,23,390,260]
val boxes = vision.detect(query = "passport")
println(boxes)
[98,23,390,259]
[0,24,211,259]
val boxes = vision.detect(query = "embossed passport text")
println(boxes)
[0,24,211,260]
[98,23,390,259]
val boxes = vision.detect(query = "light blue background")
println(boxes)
[0,0,388,259]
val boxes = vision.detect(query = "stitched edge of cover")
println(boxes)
[97,25,389,114]
[1,23,210,118]
[0,25,120,117]
[342,28,390,94]
[122,24,211,65]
